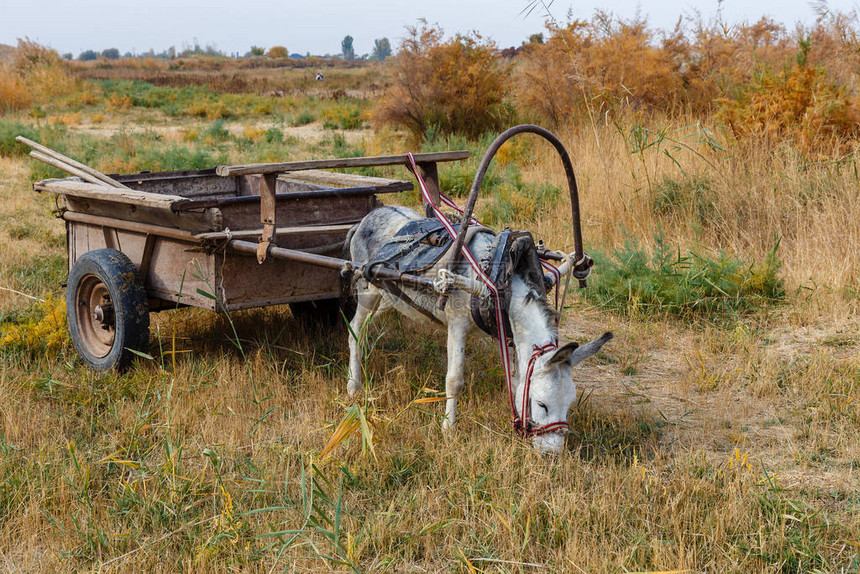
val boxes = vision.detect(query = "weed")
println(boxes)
[584,232,784,319]
[0,297,68,357]
[288,110,316,126]
[652,175,717,224]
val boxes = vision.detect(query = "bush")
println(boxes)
[515,16,681,126]
[373,22,512,141]
[0,120,39,156]
[0,297,68,357]
[288,110,316,126]
[717,56,860,154]
[584,232,784,319]
[0,67,32,113]
[321,100,364,130]
[651,175,716,225]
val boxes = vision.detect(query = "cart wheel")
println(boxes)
[289,298,353,327]
[66,249,150,371]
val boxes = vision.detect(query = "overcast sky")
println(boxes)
[2,1,858,57]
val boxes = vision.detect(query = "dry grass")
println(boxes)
[0,45,859,573]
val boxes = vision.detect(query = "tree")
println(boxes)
[250,46,265,56]
[266,46,288,58]
[341,35,355,61]
[101,48,120,59]
[78,50,98,61]
[371,37,392,60]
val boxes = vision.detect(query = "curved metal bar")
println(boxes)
[440,124,590,309]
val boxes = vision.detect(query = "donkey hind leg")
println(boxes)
[442,317,470,432]
[347,283,383,396]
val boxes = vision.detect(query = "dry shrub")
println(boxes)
[266,46,289,59]
[0,67,31,113]
[514,14,800,124]
[717,59,860,154]
[516,15,682,126]
[12,38,76,100]
[105,93,132,110]
[373,22,511,140]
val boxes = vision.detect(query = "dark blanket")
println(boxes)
[370,218,462,274]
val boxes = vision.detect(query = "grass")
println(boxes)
[0,54,858,573]
[584,231,784,319]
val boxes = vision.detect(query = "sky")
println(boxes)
[2,0,858,58]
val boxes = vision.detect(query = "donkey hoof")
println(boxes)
[347,380,360,396]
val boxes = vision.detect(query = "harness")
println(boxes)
[470,229,548,341]
[401,153,570,438]
[514,343,570,437]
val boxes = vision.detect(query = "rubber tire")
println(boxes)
[66,249,150,372]
[289,297,353,328]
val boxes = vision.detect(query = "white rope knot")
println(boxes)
[434,268,455,294]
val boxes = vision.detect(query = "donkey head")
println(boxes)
[515,332,614,454]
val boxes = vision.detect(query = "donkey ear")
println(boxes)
[547,341,579,366]
[566,332,614,367]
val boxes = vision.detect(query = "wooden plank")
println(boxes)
[63,197,214,233]
[36,179,185,209]
[217,194,375,230]
[258,173,277,262]
[416,161,441,209]
[282,169,410,188]
[194,223,355,241]
[30,151,114,188]
[215,150,470,177]
[18,136,130,189]
[62,211,200,243]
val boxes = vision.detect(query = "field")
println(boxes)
[1,16,860,573]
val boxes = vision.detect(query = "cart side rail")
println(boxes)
[215,150,470,177]
[35,179,185,209]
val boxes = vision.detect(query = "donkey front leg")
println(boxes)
[442,317,470,431]
[347,285,382,396]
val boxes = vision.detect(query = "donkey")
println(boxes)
[345,206,612,453]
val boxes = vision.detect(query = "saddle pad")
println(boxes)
[370,218,462,274]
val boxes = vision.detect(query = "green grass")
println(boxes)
[584,232,785,319]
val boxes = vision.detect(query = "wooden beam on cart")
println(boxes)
[214,151,469,177]
[218,151,469,262]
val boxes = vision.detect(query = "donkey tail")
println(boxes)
[343,223,359,260]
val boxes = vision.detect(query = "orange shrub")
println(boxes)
[0,66,32,113]
[373,23,511,140]
[9,38,77,101]
[266,46,289,59]
[516,15,681,125]
[717,59,860,154]
[514,14,798,124]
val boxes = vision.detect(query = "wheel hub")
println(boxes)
[93,299,114,329]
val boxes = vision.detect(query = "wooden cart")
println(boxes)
[34,152,468,370]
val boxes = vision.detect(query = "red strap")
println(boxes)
[406,154,516,417]
[515,343,569,437]
[406,154,569,439]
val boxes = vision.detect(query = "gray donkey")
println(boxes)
[345,205,612,453]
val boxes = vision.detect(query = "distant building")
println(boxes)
[290,53,305,60]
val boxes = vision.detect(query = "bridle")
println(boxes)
[512,342,571,437]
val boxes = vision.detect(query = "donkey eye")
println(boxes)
[536,401,548,414]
